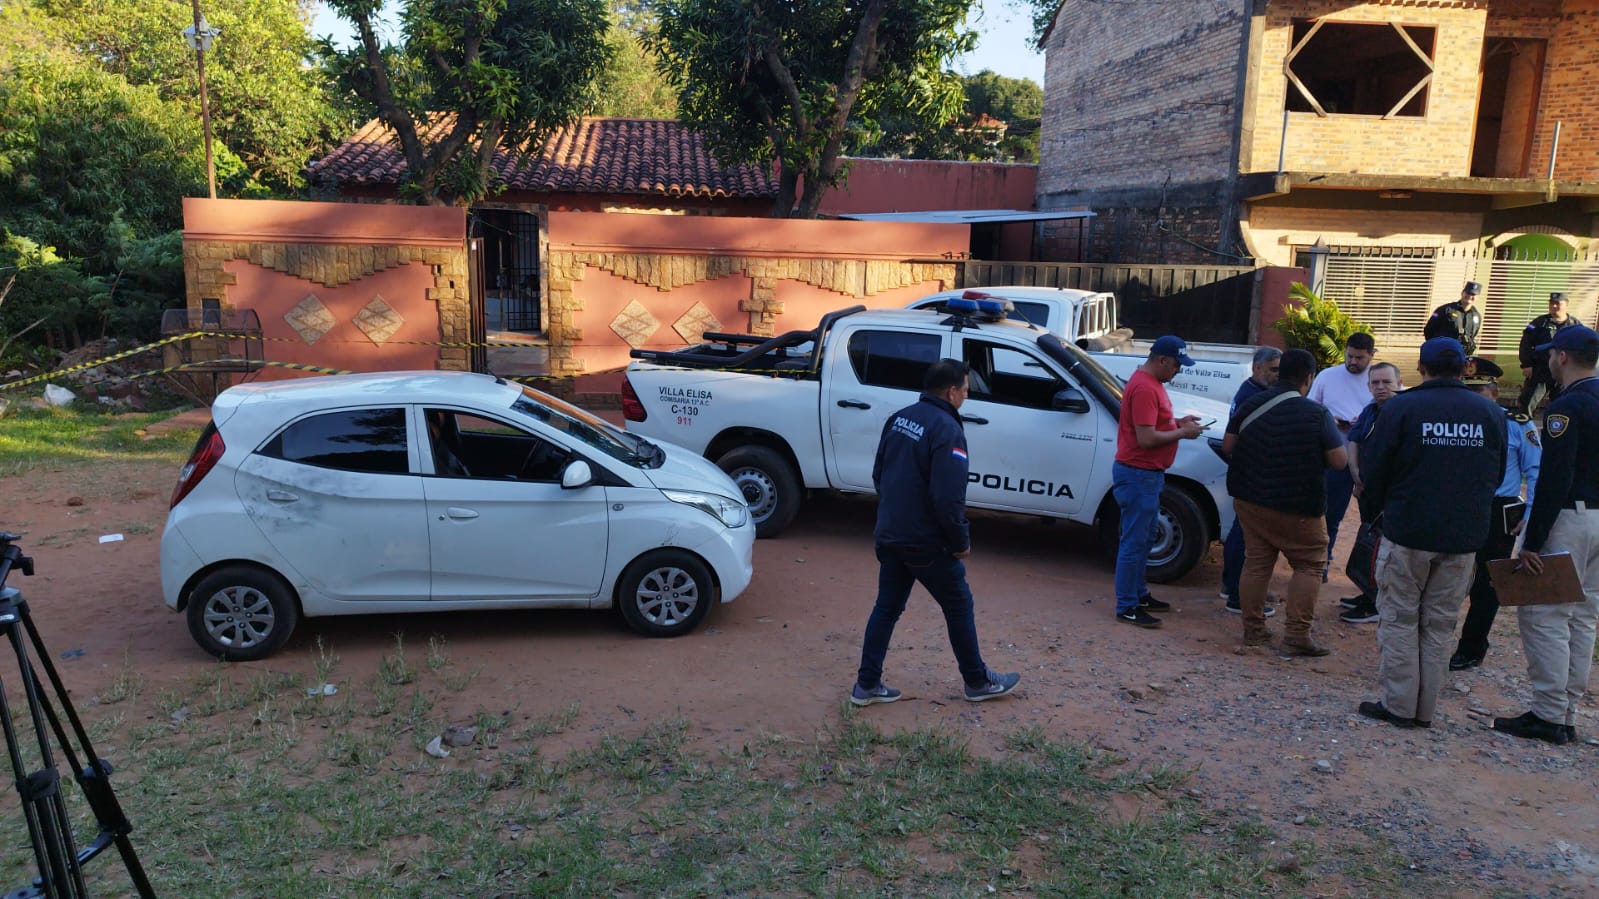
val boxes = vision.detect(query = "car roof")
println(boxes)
[215,370,523,422]
[913,286,1108,304]
[845,307,1043,333]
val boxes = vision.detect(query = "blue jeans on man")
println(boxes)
[857,544,989,690]
[1221,515,1245,600]
[1112,461,1164,615]
[1325,467,1356,564]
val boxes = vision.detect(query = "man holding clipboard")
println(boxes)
[1494,325,1599,746]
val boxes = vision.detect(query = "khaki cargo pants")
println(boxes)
[1518,507,1599,727]
[1375,540,1475,723]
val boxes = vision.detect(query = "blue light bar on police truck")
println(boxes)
[947,291,1013,320]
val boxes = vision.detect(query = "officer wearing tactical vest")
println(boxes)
[1518,291,1578,414]
[1449,357,1540,672]
[1496,325,1599,745]
[1425,281,1483,356]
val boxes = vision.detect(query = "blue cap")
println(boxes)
[1151,335,1195,367]
[1534,324,1599,354]
[1418,337,1464,367]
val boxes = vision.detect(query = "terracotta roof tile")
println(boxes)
[307,117,778,199]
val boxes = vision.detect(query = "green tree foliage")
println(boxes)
[27,0,349,195]
[1274,282,1372,369]
[649,0,977,217]
[594,17,678,118]
[322,0,612,205]
[855,68,1040,162]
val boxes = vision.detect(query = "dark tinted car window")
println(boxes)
[847,330,941,390]
[261,408,410,474]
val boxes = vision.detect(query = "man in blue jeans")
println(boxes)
[851,358,1021,706]
[1221,346,1282,613]
[1114,337,1206,628]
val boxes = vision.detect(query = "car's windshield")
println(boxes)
[1036,333,1124,412]
[512,386,661,467]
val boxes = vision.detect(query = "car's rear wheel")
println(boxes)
[616,550,715,637]
[716,445,801,538]
[185,565,300,661]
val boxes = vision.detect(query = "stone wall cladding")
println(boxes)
[183,240,472,370]
[543,252,955,373]
[1038,0,1246,198]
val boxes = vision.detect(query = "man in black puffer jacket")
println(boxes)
[1222,349,1348,655]
[1356,337,1507,729]
[850,358,1020,707]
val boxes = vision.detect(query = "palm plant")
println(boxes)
[1273,282,1372,369]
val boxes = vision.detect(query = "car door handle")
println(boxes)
[266,490,298,503]
[444,507,479,520]
[961,415,989,425]
[836,399,871,409]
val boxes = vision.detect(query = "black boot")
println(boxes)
[1492,712,1569,745]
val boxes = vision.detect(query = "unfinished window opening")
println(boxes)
[1471,39,1546,178]
[1285,20,1436,118]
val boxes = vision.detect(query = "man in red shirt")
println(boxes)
[1113,336,1205,627]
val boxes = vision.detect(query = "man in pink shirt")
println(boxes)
[1113,336,1205,627]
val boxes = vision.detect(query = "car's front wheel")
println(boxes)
[185,565,301,661]
[1097,485,1210,584]
[616,550,716,637]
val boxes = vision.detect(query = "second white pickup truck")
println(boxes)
[907,287,1257,403]
[622,300,1235,582]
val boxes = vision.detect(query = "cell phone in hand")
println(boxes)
[1501,501,1525,534]
[1196,418,1217,429]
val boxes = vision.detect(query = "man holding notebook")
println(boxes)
[1497,326,1599,745]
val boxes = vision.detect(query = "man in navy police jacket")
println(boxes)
[851,358,1020,707]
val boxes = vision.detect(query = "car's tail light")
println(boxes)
[171,423,225,509]
[621,376,647,422]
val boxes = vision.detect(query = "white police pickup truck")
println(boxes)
[907,287,1256,403]
[622,299,1235,582]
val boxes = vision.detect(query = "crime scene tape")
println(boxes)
[0,331,222,392]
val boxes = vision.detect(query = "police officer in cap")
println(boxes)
[1449,356,1540,671]
[1518,291,1577,414]
[1496,325,1599,744]
[1425,281,1484,355]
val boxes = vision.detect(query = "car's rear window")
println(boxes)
[260,408,410,474]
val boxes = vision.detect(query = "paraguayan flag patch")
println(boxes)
[951,447,968,461]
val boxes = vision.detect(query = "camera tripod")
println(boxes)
[0,533,155,898]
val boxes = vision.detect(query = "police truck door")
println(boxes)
[823,327,948,491]
[957,337,1096,515]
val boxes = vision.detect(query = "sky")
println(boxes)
[306,1,1046,86]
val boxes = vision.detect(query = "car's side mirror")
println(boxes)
[560,460,594,489]
[1051,388,1091,413]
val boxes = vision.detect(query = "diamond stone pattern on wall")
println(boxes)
[609,299,660,347]
[285,295,336,344]
[353,295,404,345]
[672,302,722,345]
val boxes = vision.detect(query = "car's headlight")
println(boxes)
[663,490,749,528]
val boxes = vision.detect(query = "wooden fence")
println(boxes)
[958,260,1259,344]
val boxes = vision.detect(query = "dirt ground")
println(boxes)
[3,436,1598,896]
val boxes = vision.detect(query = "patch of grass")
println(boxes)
[0,405,199,475]
[96,656,142,705]
[12,675,1322,899]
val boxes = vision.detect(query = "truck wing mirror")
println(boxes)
[1051,388,1091,414]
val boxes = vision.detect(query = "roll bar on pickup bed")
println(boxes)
[628,305,866,376]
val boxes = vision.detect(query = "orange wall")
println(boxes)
[183,197,464,247]
[546,209,968,259]
[816,158,1038,215]
[225,260,443,379]
[573,268,755,374]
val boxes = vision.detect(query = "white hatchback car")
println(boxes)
[161,372,755,660]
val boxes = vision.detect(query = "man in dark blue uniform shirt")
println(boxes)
[1518,292,1577,414]
[851,359,1021,706]
[1496,326,1599,745]
[1424,281,1483,355]
[1220,346,1282,612]
[1448,358,1539,670]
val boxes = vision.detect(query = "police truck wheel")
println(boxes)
[1097,486,1209,584]
[717,445,800,538]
